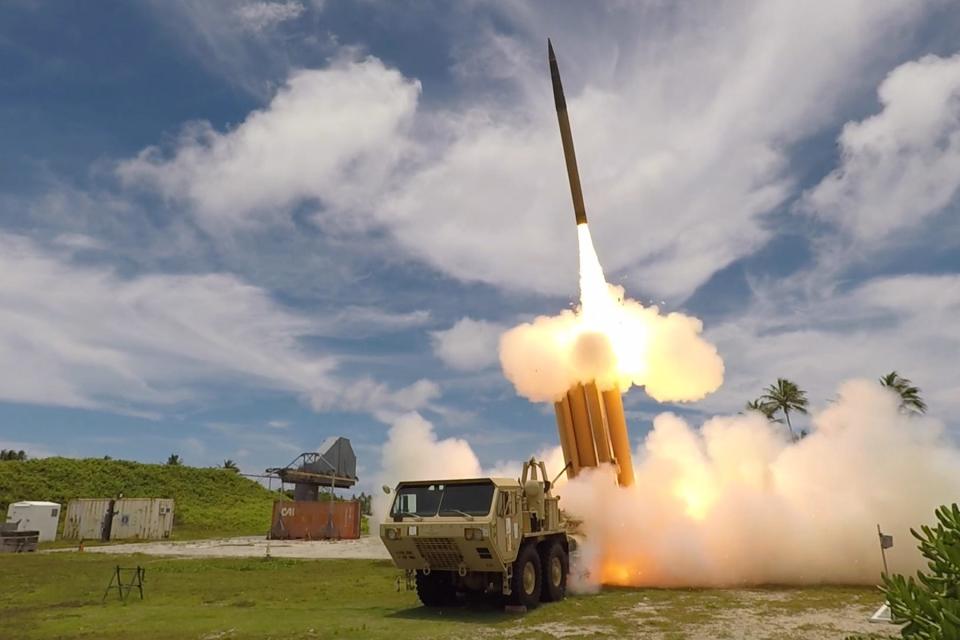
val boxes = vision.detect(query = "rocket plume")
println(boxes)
[562,380,960,588]
[499,224,724,404]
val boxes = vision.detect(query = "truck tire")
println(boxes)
[415,570,456,607]
[509,544,542,609]
[540,541,568,602]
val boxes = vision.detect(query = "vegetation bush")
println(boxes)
[849,503,960,640]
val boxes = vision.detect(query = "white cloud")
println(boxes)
[0,233,437,418]
[117,57,421,232]
[147,0,334,97]
[235,1,305,33]
[701,273,960,421]
[315,307,431,338]
[51,233,105,252]
[310,378,441,423]
[267,419,290,429]
[125,2,930,302]
[430,317,505,371]
[372,1,929,301]
[805,52,960,243]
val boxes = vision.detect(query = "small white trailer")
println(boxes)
[5,501,61,542]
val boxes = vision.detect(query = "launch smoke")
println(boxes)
[377,380,960,586]
[563,379,960,587]
[499,224,724,403]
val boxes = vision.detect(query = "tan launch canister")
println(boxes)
[603,389,635,486]
[553,395,580,477]
[566,383,598,467]
[584,382,613,464]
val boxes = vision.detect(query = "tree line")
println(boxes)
[745,370,927,441]
[0,449,27,461]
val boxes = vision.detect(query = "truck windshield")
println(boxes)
[391,481,495,518]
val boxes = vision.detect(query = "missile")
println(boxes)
[548,40,637,487]
[548,39,588,226]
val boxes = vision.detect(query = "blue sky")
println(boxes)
[1,0,959,489]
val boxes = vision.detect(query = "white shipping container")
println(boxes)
[6,501,61,542]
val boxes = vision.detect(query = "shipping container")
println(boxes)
[63,498,174,540]
[63,499,111,540]
[270,500,360,540]
[110,498,174,540]
[5,501,60,542]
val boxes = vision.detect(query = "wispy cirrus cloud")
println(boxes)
[0,233,437,418]
[126,1,934,303]
[235,1,305,33]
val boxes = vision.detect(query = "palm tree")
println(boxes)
[760,378,809,441]
[880,371,927,415]
[166,454,182,466]
[744,399,782,423]
[222,459,239,471]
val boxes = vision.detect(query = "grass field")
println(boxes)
[0,553,895,640]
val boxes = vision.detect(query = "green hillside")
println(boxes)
[0,457,277,539]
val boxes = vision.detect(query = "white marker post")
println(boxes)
[870,524,894,624]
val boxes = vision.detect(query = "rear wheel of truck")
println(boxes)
[540,541,568,602]
[508,544,542,609]
[415,570,457,607]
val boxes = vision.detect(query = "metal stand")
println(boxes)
[102,565,145,602]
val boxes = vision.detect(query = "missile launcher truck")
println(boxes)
[379,458,573,609]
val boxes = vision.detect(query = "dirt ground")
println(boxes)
[47,534,392,559]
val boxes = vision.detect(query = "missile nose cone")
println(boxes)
[548,39,566,112]
[548,39,588,227]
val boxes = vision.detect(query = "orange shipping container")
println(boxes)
[269,500,361,540]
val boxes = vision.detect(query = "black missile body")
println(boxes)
[549,39,588,226]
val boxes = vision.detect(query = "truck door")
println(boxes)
[496,489,521,558]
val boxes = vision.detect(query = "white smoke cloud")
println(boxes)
[499,226,724,403]
[373,412,483,522]
[372,379,957,587]
[562,379,960,587]
[499,301,724,404]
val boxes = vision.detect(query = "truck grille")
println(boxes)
[413,537,463,569]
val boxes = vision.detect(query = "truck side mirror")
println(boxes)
[381,485,391,495]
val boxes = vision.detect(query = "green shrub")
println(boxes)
[850,503,960,640]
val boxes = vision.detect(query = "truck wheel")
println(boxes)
[415,570,456,607]
[540,541,568,602]
[509,545,542,609]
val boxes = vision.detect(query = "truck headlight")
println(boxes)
[385,528,400,540]
[464,527,483,541]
